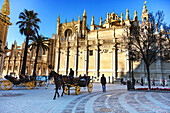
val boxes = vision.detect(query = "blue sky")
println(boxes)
[0,0,170,48]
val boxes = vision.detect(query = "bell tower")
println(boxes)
[0,0,12,78]
[0,0,12,45]
[141,1,149,23]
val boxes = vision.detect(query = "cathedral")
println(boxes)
[2,1,170,84]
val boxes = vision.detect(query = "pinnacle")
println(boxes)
[1,0,10,15]
[83,9,86,17]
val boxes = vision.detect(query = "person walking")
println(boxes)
[69,68,74,84]
[152,79,155,86]
[162,78,165,87]
[101,74,106,92]
[120,78,123,85]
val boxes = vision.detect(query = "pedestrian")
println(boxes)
[69,68,74,84]
[120,78,123,85]
[162,78,165,87]
[141,78,143,86]
[152,79,155,86]
[101,74,106,92]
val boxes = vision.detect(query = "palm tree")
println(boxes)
[16,9,40,76]
[29,34,50,80]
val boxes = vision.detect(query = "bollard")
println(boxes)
[109,76,110,83]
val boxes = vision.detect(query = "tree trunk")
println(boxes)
[21,36,29,76]
[146,65,151,90]
[131,60,135,89]
[33,46,39,81]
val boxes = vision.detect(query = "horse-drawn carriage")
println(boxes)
[0,75,35,90]
[63,76,93,95]
[48,71,93,99]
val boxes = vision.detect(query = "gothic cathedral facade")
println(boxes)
[2,2,170,83]
[53,3,170,82]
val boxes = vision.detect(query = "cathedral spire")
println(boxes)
[142,1,148,14]
[106,12,109,23]
[57,15,60,36]
[120,13,123,25]
[99,17,102,26]
[125,9,129,21]
[142,1,149,22]
[82,10,87,34]
[133,10,138,21]
[78,15,81,33]
[125,9,130,26]
[91,16,94,25]
[57,15,60,23]
[78,15,81,22]
[91,16,95,30]
[83,9,86,17]
[1,0,10,15]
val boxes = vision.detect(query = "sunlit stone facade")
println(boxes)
[2,2,170,84]
[2,38,55,78]
[53,3,170,83]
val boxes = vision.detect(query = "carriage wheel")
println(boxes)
[64,86,69,94]
[88,82,93,93]
[25,81,34,90]
[75,86,81,95]
[0,80,12,90]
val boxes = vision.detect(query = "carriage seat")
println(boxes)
[5,75,16,81]
[19,75,30,82]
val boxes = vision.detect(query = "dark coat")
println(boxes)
[69,70,74,78]
[101,77,106,85]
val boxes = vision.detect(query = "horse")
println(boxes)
[48,71,65,100]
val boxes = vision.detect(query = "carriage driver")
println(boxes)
[69,68,74,84]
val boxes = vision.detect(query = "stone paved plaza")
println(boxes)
[0,83,170,113]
